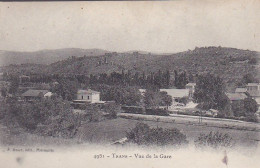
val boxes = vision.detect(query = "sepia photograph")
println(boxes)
[0,1,259,168]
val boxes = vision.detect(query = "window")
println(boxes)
[82,96,83,99]
[88,96,90,100]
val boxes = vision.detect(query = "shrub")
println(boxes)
[244,114,258,123]
[122,106,145,114]
[126,122,188,146]
[86,104,103,122]
[0,97,81,138]
[36,111,81,138]
[178,97,188,105]
[104,102,121,119]
[194,131,234,149]
[244,97,258,114]
[145,108,169,116]
[91,84,142,106]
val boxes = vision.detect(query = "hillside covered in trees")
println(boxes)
[1,46,259,91]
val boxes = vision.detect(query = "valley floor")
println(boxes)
[77,117,260,147]
[0,116,259,148]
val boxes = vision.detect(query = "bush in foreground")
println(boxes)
[194,131,235,149]
[126,122,188,146]
[0,97,81,138]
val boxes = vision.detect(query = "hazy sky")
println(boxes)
[0,0,259,53]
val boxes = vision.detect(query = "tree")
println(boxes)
[0,96,81,138]
[126,122,188,146]
[178,97,188,105]
[174,71,188,89]
[8,76,19,95]
[1,87,7,97]
[243,73,257,83]
[188,73,194,83]
[165,70,171,88]
[243,97,258,122]
[229,97,258,122]
[231,100,245,117]
[91,84,142,106]
[86,104,103,122]
[193,74,230,113]
[237,73,259,87]
[104,102,121,119]
[52,78,79,101]
[160,91,173,108]
[174,70,178,87]
[2,72,8,81]
[0,97,20,128]
[144,89,161,108]
[244,97,258,114]
[39,97,81,138]
[144,90,173,109]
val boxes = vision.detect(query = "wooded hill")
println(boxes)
[2,46,259,91]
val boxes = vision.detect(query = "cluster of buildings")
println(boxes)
[227,83,260,112]
[138,82,260,114]
[20,88,104,104]
[0,72,104,105]
[139,83,196,110]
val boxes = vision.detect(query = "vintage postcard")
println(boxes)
[0,1,259,168]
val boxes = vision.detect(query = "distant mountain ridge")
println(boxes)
[0,48,110,66]
[0,48,170,67]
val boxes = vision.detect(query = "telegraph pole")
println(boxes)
[199,111,202,123]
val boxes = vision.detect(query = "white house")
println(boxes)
[246,83,260,99]
[75,89,100,103]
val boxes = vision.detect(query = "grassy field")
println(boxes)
[0,125,79,147]
[77,117,260,147]
[1,117,259,148]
